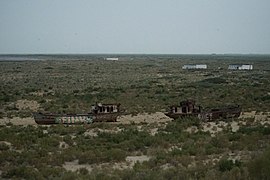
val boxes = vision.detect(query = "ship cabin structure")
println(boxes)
[165,100,202,119]
[90,103,121,122]
[92,103,120,114]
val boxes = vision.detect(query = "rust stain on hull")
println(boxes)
[33,103,120,125]
[165,100,241,121]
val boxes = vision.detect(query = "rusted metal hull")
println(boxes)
[33,113,58,125]
[94,113,118,122]
[33,113,92,125]
[164,112,200,120]
[199,106,241,121]
[33,112,119,125]
[33,103,121,125]
[165,100,241,121]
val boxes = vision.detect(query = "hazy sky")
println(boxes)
[0,0,270,54]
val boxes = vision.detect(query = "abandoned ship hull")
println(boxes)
[165,99,241,121]
[33,113,93,125]
[199,106,241,121]
[164,113,200,120]
[166,110,241,121]
[33,112,119,125]
[33,103,121,125]
[93,113,118,122]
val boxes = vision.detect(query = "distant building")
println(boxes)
[182,64,207,70]
[105,57,119,61]
[228,64,253,70]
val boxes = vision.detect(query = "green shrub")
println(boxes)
[2,166,42,179]
[78,168,89,175]
[78,150,96,164]
[38,166,65,179]
[0,143,10,151]
[107,148,126,162]
[239,125,270,135]
[228,133,241,141]
[218,159,241,172]
[219,159,234,172]
[248,149,270,179]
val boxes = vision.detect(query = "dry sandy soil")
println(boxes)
[63,155,151,173]
[0,112,172,126]
[15,99,40,111]
[116,112,172,124]
[84,127,123,137]
[185,111,270,136]
[1,111,269,128]
[0,117,36,126]
[1,111,269,174]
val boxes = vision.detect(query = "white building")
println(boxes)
[105,57,119,61]
[182,64,207,70]
[228,64,253,70]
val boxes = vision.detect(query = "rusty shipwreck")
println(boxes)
[165,100,241,121]
[33,103,120,125]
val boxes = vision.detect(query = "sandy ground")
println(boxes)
[0,112,172,126]
[240,111,270,126]
[16,99,40,111]
[116,112,173,124]
[0,141,12,147]
[62,155,150,172]
[149,128,159,136]
[202,122,225,136]
[30,91,45,97]
[59,141,69,149]
[1,111,269,135]
[17,141,259,173]
[63,160,93,172]
[240,111,270,123]
[160,163,174,170]
[0,117,36,126]
[2,111,268,172]
[84,127,123,137]
[186,122,227,137]
[186,121,244,136]
[125,155,150,167]
[185,111,270,136]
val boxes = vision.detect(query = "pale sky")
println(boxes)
[0,0,270,54]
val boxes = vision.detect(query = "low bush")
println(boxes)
[218,159,241,172]
[248,149,270,179]
[2,166,42,179]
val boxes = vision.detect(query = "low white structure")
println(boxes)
[105,57,119,61]
[182,64,207,70]
[228,64,253,70]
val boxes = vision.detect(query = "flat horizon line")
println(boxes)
[1,53,270,56]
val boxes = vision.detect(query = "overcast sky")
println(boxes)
[0,0,270,54]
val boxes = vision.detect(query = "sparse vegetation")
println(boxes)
[0,54,270,179]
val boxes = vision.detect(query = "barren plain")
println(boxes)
[0,54,270,179]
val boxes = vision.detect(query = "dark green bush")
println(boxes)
[2,166,42,179]
[239,125,270,135]
[248,149,270,179]
[0,143,10,151]
[201,77,227,84]
[218,159,241,172]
